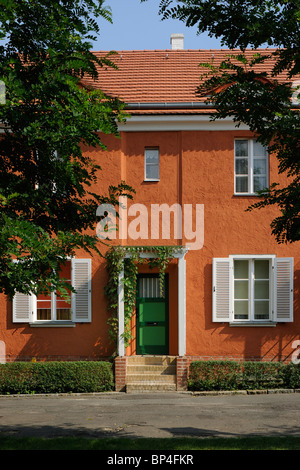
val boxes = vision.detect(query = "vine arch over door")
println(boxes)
[117,246,188,357]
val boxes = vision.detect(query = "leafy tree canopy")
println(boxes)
[143,0,300,243]
[0,0,133,298]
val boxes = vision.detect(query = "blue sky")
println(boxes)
[92,0,223,51]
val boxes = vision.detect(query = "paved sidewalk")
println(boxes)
[0,391,299,439]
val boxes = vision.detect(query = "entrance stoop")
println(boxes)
[126,356,177,392]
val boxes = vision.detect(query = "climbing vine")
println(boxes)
[104,245,182,350]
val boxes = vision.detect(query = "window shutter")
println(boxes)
[12,292,32,323]
[274,257,293,322]
[212,258,231,322]
[72,258,91,322]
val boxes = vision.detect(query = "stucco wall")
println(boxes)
[1,128,299,362]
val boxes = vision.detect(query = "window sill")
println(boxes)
[233,193,262,197]
[229,321,277,327]
[29,321,76,327]
[143,179,160,182]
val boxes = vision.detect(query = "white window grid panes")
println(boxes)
[234,139,268,195]
[36,290,72,321]
[145,148,159,181]
[36,261,72,321]
[233,257,272,322]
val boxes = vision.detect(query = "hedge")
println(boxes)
[188,360,300,391]
[0,361,114,394]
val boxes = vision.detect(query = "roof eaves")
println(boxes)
[125,102,214,110]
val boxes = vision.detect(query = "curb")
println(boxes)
[0,389,299,398]
[190,388,300,396]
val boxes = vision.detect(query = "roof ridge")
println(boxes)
[92,48,278,53]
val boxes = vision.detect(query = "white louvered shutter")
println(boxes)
[12,292,32,323]
[212,258,232,322]
[72,258,91,322]
[274,257,293,322]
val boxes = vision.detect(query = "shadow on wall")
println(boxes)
[122,130,235,158]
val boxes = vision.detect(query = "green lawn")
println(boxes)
[0,436,299,450]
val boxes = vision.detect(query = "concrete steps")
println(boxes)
[126,356,177,393]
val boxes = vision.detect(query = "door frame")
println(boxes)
[117,247,188,357]
[136,273,169,355]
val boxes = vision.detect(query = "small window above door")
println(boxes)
[138,275,165,298]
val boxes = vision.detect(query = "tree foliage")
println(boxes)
[0,0,134,298]
[143,0,300,243]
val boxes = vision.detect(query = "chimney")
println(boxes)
[170,33,184,50]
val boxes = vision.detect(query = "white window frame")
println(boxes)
[144,147,160,181]
[212,255,293,325]
[33,288,71,323]
[234,139,269,195]
[12,258,91,326]
[32,258,72,323]
[292,80,300,105]
[230,254,275,323]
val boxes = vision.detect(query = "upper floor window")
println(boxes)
[145,148,159,181]
[234,139,268,195]
[291,80,300,105]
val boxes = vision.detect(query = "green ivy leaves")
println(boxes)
[104,245,180,351]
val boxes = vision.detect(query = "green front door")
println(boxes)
[136,274,169,355]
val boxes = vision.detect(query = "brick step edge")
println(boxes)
[126,365,176,373]
[126,357,177,365]
[127,375,176,383]
[126,384,177,392]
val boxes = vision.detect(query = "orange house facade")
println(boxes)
[2,39,300,391]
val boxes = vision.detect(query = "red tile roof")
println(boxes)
[83,49,294,112]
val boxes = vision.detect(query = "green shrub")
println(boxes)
[0,363,35,394]
[241,361,285,390]
[0,361,113,395]
[283,363,300,389]
[188,360,242,391]
[188,360,299,391]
